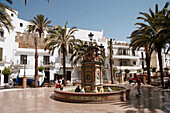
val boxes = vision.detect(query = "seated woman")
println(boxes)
[75,85,81,92]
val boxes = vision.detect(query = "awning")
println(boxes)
[56,70,63,75]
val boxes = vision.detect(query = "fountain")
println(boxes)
[54,33,130,102]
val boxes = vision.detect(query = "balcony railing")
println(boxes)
[42,61,55,67]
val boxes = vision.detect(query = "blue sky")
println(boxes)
[5,0,169,42]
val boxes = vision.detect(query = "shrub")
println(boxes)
[38,66,45,72]
[113,67,118,73]
[144,67,147,71]
[137,69,141,73]
[152,67,156,72]
[2,66,13,76]
[2,66,13,83]
[164,67,169,71]
[124,69,130,74]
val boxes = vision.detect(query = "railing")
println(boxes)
[42,61,55,67]
[114,53,139,57]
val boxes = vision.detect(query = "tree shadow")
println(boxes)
[110,86,170,113]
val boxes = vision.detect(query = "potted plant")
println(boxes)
[2,66,13,88]
[152,67,156,72]
[137,69,142,73]
[38,66,45,72]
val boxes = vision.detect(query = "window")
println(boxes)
[0,48,3,61]
[0,30,4,37]
[20,23,23,27]
[20,55,27,64]
[123,49,126,55]
[43,56,50,65]
[133,61,136,65]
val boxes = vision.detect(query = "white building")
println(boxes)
[0,9,169,86]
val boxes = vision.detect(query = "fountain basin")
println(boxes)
[54,85,130,103]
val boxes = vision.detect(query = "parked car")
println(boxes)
[128,74,148,84]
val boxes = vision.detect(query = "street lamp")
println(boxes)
[23,55,27,88]
[24,56,26,77]
[88,32,94,41]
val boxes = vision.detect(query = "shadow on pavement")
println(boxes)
[111,86,170,113]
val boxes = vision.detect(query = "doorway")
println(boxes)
[44,68,50,83]
[66,71,71,81]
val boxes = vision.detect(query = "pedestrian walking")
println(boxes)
[133,77,141,95]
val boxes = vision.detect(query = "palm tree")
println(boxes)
[0,1,14,32]
[7,0,49,6]
[108,39,114,84]
[24,0,50,6]
[44,22,78,86]
[27,14,51,87]
[129,2,170,87]
[129,28,153,84]
[70,40,87,65]
[70,40,106,66]
[135,2,170,87]
[5,0,13,4]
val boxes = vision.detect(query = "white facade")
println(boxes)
[0,9,169,86]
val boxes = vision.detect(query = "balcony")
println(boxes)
[113,54,139,60]
[42,61,55,68]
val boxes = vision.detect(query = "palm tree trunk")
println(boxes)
[145,48,151,84]
[157,48,164,88]
[63,44,67,86]
[110,58,114,84]
[109,39,114,84]
[34,37,38,87]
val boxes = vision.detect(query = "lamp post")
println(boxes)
[98,44,104,85]
[88,32,94,42]
[119,59,122,83]
[23,55,27,88]
[24,56,26,77]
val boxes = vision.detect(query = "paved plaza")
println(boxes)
[0,85,169,113]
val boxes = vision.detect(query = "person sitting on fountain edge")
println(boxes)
[56,81,63,90]
[75,85,81,92]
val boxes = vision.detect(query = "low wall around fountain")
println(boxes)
[54,86,130,103]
